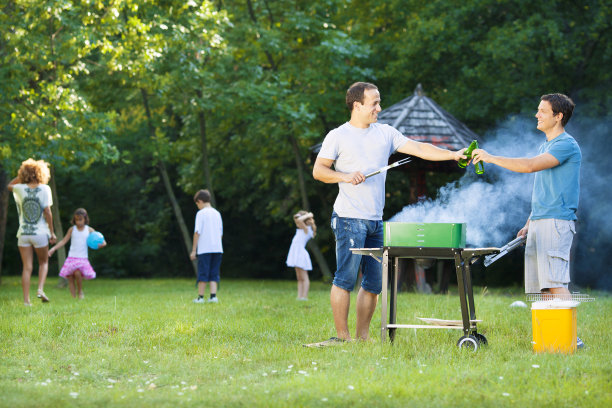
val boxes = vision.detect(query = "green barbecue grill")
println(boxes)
[384,222,466,248]
[352,222,501,351]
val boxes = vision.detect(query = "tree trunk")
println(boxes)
[289,134,310,210]
[196,106,216,207]
[141,88,197,276]
[245,3,330,281]
[49,166,68,287]
[288,134,332,282]
[0,165,8,284]
[158,161,197,276]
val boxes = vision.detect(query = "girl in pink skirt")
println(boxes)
[49,208,106,299]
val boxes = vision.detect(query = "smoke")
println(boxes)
[570,115,612,290]
[389,116,541,247]
[389,113,612,289]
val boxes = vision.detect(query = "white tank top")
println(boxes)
[68,225,89,259]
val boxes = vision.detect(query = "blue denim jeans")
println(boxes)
[330,212,383,294]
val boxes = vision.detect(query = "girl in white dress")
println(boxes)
[286,211,316,300]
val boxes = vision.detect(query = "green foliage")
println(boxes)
[2,0,610,283]
[0,0,118,170]
[345,0,612,131]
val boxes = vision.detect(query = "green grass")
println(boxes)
[1,277,611,407]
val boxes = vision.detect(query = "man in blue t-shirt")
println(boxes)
[473,94,581,300]
[313,82,466,344]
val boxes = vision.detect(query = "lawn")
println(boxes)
[1,277,611,407]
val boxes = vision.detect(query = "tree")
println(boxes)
[340,0,612,131]
[0,0,118,277]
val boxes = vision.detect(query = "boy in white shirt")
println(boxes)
[190,189,223,303]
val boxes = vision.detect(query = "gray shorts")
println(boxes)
[524,219,575,293]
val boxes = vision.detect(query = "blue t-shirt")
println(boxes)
[530,132,581,221]
[318,122,408,220]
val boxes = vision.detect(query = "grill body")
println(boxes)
[383,222,466,247]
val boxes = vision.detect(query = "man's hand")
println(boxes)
[517,225,529,238]
[454,148,468,162]
[190,251,197,261]
[343,171,365,185]
[472,149,492,164]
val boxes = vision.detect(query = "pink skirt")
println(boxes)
[59,257,96,279]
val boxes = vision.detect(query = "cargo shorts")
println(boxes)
[524,219,575,293]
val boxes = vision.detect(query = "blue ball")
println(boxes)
[87,231,105,250]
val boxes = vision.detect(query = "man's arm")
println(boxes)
[517,219,530,238]
[472,150,559,173]
[312,157,365,185]
[397,139,465,161]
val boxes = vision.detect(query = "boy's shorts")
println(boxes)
[524,219,575,293]
[330,212,383,294]
[18,234,49,248]
[197,253,222,282]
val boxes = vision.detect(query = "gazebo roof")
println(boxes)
[376,84,480,150]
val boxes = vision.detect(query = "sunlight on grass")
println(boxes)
[1,277,611,407]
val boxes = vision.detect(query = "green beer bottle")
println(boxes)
[458,140,485,174]
[474,141,485,175]
[458,140,478,168]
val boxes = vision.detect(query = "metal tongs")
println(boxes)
[483,235,527,267]
[365,157,411,179]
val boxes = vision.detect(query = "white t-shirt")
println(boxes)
[317,122,408,220]
[12,184,53,237]
[194,207,223,254]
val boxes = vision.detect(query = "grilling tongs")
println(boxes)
[483,235,527,267]
[365,157,411,179]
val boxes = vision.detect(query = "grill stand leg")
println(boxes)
[463,257,477,324]
[380,249,389,343]
[389,257,398,342]
[454,251,472,337]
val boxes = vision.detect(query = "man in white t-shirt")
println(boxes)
[190,189,223,304]
[313,82,466,343]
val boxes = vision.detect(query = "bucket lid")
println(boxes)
[531,299,580,309]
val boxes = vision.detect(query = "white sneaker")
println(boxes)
[208,297,218,303]
[193,297,204,304]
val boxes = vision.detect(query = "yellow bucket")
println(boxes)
[531,300,579,353]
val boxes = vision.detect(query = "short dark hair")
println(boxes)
[541,93,575,127]
[193,189,211,203]
[346,82,378,112]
